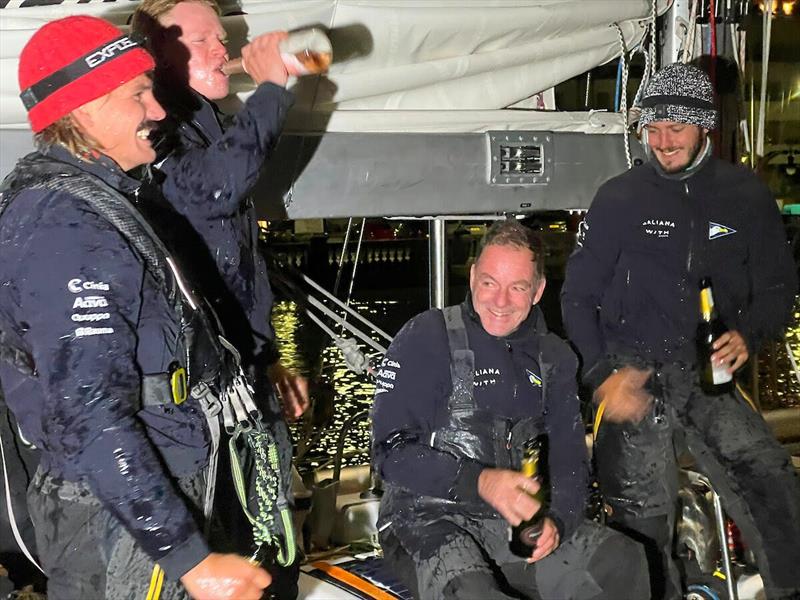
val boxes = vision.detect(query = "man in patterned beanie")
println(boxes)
[562,62,800,599]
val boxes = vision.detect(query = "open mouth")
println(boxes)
[136,125,153,141]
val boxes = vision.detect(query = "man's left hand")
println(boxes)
[711,330,749,374]
[527,517,560,563]
[268,362,309,420]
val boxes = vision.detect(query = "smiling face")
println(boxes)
[160,1,229,99]
[645,121,707,173]
[470,243,546,338]
[71,74,165,171]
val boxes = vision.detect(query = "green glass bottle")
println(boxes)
[696,277,734,395]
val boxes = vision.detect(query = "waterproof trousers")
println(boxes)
[594,379,800,600]
[27,468,208,600]
[380,519,649,600]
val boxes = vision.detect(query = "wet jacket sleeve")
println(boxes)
[159,83,294,218]
[371,311,485,503]
[736,181,798,352]
[18,194,208,579]
[543,346,589,539]
[561,185,623,388]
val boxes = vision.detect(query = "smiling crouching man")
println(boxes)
[0,16,270,600]
[372,220,650,600]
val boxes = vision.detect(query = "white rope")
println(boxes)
[786,341,800,387]
[613,23,633,170]
[684,0,701,63]
[305,294,388,355]
[756,0,772,158]
[300,273,393,343]
[0,426,44,574]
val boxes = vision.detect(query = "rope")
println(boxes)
[756,0,772,158]
[613,23,633,170]
[229,426,296,567]
[684,0,701,63]
[145,565,165,600]
[592,399,607,440]
[648,0,658,76]
[0,423,43,574]
[340,218,366,336]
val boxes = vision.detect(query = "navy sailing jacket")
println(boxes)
[0,147,211,579]
[561,156,797,387]
[150,82,293,366]
[372,299,588,538]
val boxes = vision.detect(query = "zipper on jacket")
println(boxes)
[684,181,694,273]
[505,341,518,400]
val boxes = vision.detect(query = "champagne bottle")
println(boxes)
[223,28,332,77]
[696,277,734,395]
[509,438,545,558]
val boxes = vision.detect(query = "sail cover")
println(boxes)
[1,0,665,130]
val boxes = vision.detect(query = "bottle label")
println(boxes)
[711,362,733,384]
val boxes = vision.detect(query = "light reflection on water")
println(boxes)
[273,294,800,469]
[272,297,425,469]
[759,296,800,409]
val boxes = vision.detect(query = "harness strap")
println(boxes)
[442,305,476,412]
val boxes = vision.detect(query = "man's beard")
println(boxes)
[657,135,705,174]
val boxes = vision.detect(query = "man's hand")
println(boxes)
[527,517,560,563]
[241,31,288,87]
[711,330,749,374]
[268,361,309,420]
[594,366,653,424]
[477,468,542,526]
[180,553,270,600]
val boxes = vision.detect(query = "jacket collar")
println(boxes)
[42,144,141,195]
[647,136,714,182]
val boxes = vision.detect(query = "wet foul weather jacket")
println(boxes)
[0,146,215,581]
[561,154,797,387]
[561,154,800,599]
[372,298,588,540]
[150,82,293,367]
[372,300,652,599]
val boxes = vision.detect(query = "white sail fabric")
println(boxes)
[0,0,664,131]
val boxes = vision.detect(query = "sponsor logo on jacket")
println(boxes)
[708,221,737,240]
[474,367,500,388]
[526,369,543,387]
[642,219,675,239]
[375,358,400,394]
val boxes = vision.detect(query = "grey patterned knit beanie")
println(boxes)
[638,63,718,130]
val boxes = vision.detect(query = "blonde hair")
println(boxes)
[35,115,98,158]
[131,0,220,42]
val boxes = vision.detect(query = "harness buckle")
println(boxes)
[170,365,188,405]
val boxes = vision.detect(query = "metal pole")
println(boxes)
[711,487,738,600]
[429,218,447,309]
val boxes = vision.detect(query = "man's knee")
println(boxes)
[586,529,649,599]
[442,570,517,600]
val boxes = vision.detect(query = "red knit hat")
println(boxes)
[19,16,155,132]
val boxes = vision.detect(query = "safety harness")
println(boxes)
[428,305,542,473]
[0,153,294,571]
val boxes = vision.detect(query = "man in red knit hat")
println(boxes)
[0,15,270,599]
